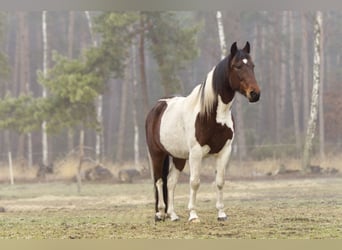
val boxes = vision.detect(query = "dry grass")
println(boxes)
[0,153,341,183]
[0,178,341,239]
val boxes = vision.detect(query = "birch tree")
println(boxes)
[302,11,323,171]
[131,40,140,168]
[216,11,226,57]
[319,13,325,161]
[42,11,48,166]
[67,11,75,152]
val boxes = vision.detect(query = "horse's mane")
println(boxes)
[199,56,230,118]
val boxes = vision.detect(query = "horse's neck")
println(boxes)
[216,95,234,124]
[212,57,235,105]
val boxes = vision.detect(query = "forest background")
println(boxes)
[0,11,340,175]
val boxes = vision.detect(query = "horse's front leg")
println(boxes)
[215,143,233,221]
[188,146,204,222]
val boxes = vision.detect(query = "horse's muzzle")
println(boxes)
[248,90,260,102]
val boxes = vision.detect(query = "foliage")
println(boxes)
[144,12,199,94]
[38,52,104,133]
[0,12,139,135]
[92,12,138,79]
[0,94,44,133]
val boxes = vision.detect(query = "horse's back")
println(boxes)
[146,86,201,159]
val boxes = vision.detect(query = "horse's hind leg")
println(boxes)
[151,152,168,221]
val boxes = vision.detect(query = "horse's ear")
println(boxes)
[243,41,250,54]
[230,42,238,57]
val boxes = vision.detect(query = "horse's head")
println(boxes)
[228,42,260,103]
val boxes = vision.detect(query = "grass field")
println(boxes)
[0,176,341,239]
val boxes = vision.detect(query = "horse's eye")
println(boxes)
[234,65,242,70]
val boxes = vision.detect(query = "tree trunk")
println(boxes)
[288,11,302,152]
[273,13,282,144]
[67,11,75,153]
[17,12,25,164]
[302,11,322,172]
[139,13,149,115]
[301,13,310,130]
[115,78,128,163]
[15,12,32,167]
[85,11,104,163]
[131,40,140,169]
[42,11,49,165]
[319,12,325,161]
[76,129,85,194]
[278,11,287,142]
[22,12,32,168]
[216,11,227,56]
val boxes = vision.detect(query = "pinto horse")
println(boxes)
[145,42,260,222]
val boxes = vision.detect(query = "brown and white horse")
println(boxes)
[145,42,260,222]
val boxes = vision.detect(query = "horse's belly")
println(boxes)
[160,119,189,159]
[159,100,191,159]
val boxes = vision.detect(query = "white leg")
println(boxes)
[215,144,232,221]
[155,178,166,220]
[167,164,180,221]
[188,146,203,222]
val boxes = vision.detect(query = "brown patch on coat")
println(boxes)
[145,101,169,179]
[195,102,233,154]
[173,157,186,171]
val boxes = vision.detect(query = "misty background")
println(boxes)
[0,11,340,174]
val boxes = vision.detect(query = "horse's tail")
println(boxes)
[154,155,169,214]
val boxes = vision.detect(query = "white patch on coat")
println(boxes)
[159,85,206,159]
[216,95,234,132]
[242,58,248,64]
[155,178,165,218]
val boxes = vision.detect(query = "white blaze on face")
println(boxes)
[242,58,248,64]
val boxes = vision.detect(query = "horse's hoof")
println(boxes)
[189,218,201,223]
[217,216,228,222]
[170,216,180,222]
[155,215,165,222]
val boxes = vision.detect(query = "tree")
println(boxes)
[144,12,199,95]
[131,40,140,168]
[38,53,104,133]
[67,11,75,153]
[85,11,104,163]
[216,11,226,57]
[302,11,323,171]
[42,11,49,166]
[138,13,149,115]
[288,11,302,152]
[318,12,325,161]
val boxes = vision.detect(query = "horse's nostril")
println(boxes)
[250,91,260,102]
